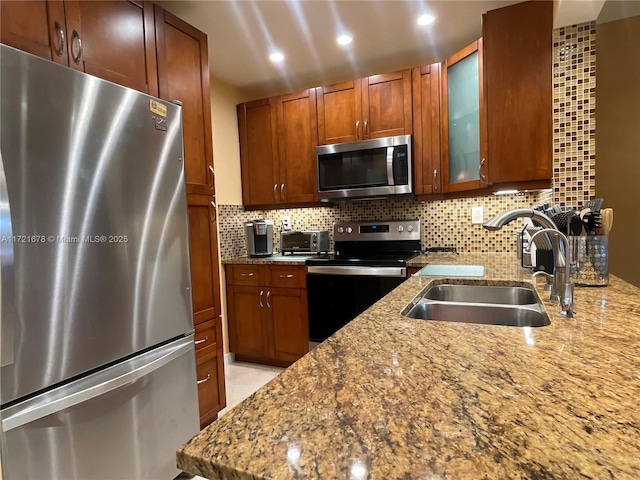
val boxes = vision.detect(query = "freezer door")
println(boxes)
[0,45,194,403]
[0,335,200,480]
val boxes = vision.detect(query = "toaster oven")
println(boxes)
[280,231,329,254]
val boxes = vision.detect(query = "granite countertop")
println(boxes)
[222,254,318,266]
[179,253,640,479]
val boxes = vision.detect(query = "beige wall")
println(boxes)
[210,77,245,205]
[595,14,640,287]
[209,77,248,354]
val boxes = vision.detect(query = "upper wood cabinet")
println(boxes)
[441,40,489,193]
[316,70,412,145]
[238,98,279,206]
[1,1,158,95]
[276,89,318,204]
[238,90,318,207]
[483,0,553,187]
[155,5,215,195]
[0,1,69,65]
[412,64,442,196]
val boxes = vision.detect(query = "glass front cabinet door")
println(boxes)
[441,39,488,193]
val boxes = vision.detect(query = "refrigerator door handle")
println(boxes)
[0,150,16,367]
[1,336,194,432]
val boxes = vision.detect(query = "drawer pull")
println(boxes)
[196,374,211,385]
[240,272,254,277]
[194,336,208,345]
[266,290,271,308]
[259,290,264,308]
[279,274,294,278]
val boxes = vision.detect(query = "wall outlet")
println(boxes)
[471,206,484,224]
[282,215,292,231]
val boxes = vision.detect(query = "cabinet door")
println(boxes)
[441,40,488,193]
[1,1,68,65]
[227,286,268,358]
[238,99,280,206]
[276,90,318,204]
[412,64,442,195]
[63,1,158,95]
[362,70,412,139]
[268,288,309,363]
[195,348,225,428]
[483,0,552,185]
[187,194,221,325]
[316,80,362,145]
[156,5,214,195]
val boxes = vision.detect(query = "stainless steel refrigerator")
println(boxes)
[0,45,200,479]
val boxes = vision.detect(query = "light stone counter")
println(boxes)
[179,253,640,479]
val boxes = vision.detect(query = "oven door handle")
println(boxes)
[306,266,406,277]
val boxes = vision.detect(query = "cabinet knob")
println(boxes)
[196,373,211,385]
[259,290,264,307]
[266,290,271,308]
[433,169,438,191]
[273,184,278,203]
[209,165,215,189]
[355,120,360,140]
[210,201,217,224]
[281,183,285,201]
[194,336,208,345]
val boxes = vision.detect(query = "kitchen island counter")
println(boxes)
[178,253,640,479]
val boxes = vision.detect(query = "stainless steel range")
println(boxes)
[306,219,421,341]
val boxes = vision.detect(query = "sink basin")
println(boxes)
[423,284,538,305]
[404,301,550,327]
[402,281,550,327]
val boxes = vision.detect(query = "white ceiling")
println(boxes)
[158,0,603,99]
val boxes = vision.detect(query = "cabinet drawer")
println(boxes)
[194,319,217,354]
[270,266,306,288]
[231,265,261,285]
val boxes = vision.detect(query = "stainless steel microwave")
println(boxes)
[316,134,413,201]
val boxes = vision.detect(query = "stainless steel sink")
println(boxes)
[423,284,538,305]
[402,282,550,327]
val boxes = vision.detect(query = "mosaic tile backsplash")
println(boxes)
[218,22,595,260]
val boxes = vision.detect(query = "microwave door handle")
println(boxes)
[386,146,394,186]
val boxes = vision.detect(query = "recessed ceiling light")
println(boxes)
[337,34,353,46]
[269,51,284,63]
[417,14,435,26]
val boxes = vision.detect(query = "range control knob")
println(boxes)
[346,227,353,234]
[397,225,404,233]
[407,225,414,232]
[338,227,344,234]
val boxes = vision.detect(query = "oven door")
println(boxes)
[306,266,406,342]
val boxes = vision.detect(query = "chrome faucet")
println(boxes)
[483,209,576,318]
[528,229,575,317]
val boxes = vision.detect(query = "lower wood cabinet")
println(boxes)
[193,317,226,428]
[226,264,309,367]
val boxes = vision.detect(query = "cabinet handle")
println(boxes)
[196,374,211,385]
[433,169,438,191]
[266,290,271,308]
[364,120,368,138]
[194,336,208,345]
[240,272,254,277]
[210,201,217,224]
[479,157,487,184]
[54,21,65,58]
[355,120,360,140]
[209,165,215,189]
[273,184,278,203]
[280,183,285,201]
[71,30,82,65]
[259,290,264,307]
[279,274,294,278]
